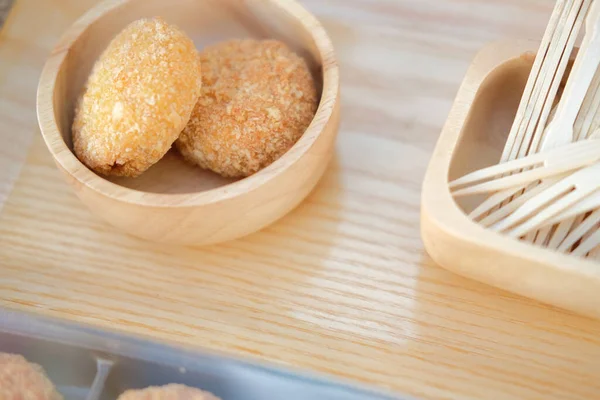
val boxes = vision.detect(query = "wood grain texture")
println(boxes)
[2,0,600,400]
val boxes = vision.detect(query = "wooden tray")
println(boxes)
[422,40,600,320]
[4,1,600,400]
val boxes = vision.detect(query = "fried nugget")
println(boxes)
[0,353,63,400]
[117,383,221,400]
[175,39,318,178]
[73,17,202,177]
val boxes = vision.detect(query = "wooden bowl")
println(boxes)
[421,40,600,319]
[36,0,339,245]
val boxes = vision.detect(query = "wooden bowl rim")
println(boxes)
[421,39,600,278]
[36,0,339,208]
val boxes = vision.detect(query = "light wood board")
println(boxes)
[1,1,600,399]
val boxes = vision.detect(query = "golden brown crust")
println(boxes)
[0,353,63,400]
[117,383,221,400]
[73,17,202,177]
[175,39,318,178]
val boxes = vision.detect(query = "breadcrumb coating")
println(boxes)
[117,384,221,400]
[0,353,63,400]
[175,39,318,178]
[73,17,202,177]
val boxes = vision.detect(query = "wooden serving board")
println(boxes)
[2,1,600,400]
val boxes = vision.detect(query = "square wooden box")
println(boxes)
[421,40,600,319]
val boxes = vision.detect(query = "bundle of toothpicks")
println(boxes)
[450,0,600,259]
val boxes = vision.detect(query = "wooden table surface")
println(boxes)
[2,1,600,399]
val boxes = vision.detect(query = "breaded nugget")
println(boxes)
[73,17,202,177]
[117,383,221,400]
[0,353,63,400]
[175,39,318,178]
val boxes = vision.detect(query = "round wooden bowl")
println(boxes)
[36,0,339,245]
